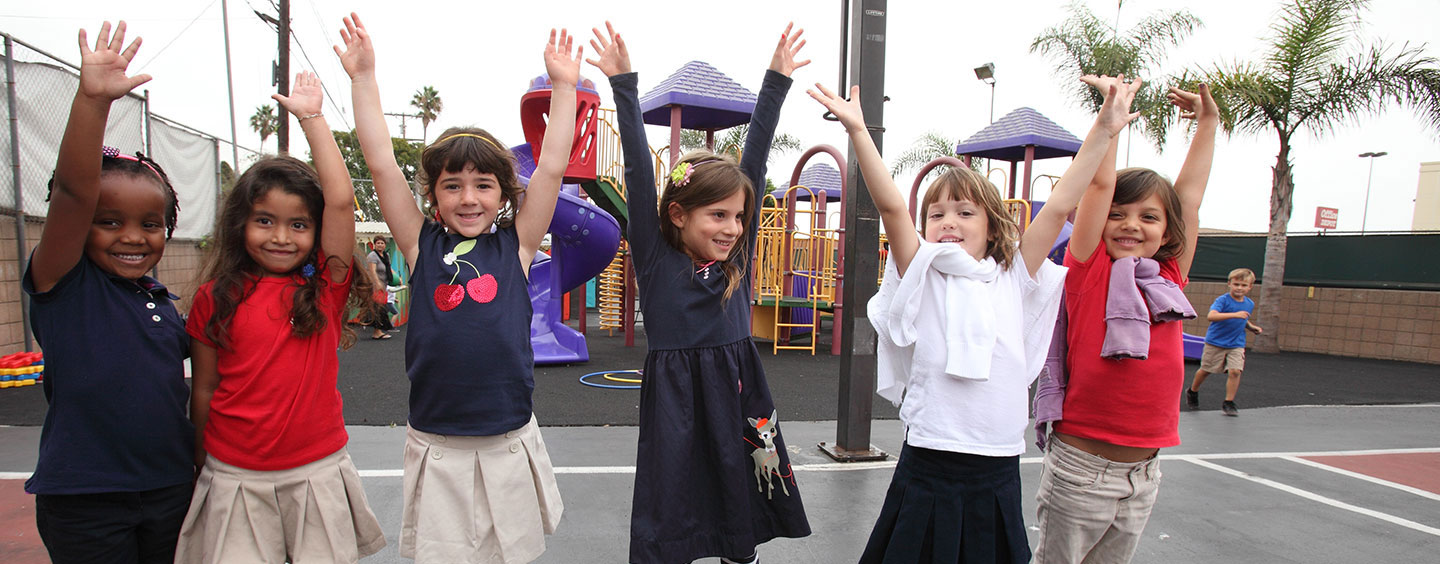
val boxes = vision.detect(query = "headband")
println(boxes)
[102,146,164,181]
[434,132,505,153]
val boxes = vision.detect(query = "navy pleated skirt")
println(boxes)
[628,338,811,564]
[859,443,1031,564]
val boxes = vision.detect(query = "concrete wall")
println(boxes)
[1183,281,1440,364]
[1413,161,1440,231]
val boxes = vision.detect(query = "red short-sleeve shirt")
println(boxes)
[1053,245,1188,448]
[187,269,351,470]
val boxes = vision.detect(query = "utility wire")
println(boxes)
[134,0,221,74]
[289,29,352,130]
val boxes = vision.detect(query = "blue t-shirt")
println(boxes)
[23,255,194,494]
[1205,293,1254,349]
[405,221,534,436]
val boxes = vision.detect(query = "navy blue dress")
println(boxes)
[613,71,811,564]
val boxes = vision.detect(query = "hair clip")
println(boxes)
[101,145,164,181]
[301,263,316,278]
[670,162,694,187]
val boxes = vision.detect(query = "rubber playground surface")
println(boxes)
[1,322,1438,562]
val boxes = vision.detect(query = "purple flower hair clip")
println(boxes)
[301,263,316,278]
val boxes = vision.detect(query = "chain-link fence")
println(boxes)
[2,30,258,238]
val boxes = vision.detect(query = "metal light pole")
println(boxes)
[974,62,995,124]
[1359,151,1387,234]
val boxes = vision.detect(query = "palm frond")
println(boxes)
[890,131,958,178]
[1296,42,1440,136]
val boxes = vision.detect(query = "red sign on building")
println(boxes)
[1315,206,1339,230]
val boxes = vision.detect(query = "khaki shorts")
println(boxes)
[175,447,386,564]
[1200,343,1245,373]
[401,415,563,563]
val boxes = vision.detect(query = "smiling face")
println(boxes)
[669,188,746,262]
[244,188,316,276]
[1103,191,1169,260]
[924,194,992,261]
[84,174,169,281]
[433,164,504,238]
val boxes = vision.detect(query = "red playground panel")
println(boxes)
[1301,452,1440,495]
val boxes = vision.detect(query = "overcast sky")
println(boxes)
[4,0,1437,233]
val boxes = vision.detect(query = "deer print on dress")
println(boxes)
[747,410,791,499]
[433,238,498,311]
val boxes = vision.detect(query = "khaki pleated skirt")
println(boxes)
[401,415,563,563]
[174,447,386,564]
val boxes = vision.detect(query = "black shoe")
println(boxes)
[1222,401,1239,416]
[1186,390,1199,409]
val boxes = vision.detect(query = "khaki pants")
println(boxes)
[1034,435,1162,564]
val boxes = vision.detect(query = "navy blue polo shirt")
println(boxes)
[23,255,194,494]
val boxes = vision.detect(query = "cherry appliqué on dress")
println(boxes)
[434,238,498,312]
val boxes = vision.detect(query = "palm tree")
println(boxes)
[410,86,443,142]
[1198,0,1440,352]
[888,131,985,183]
[249,104,278,153]
[1030,2,1202,150]
[679,125,802,161]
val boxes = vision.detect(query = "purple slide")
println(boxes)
[514,144,623,364]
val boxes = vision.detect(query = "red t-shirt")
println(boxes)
[187,269,351,470]
[1053,245,1187,448]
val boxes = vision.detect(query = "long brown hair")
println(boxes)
[658,150,754,302]
[917,167,1019,268]
[1114,168,1186,261]
[199,156,365,350]
[416,127,523,229]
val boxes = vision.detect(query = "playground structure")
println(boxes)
[514,61,1206,362]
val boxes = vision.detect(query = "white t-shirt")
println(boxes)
[885,248,1065,456]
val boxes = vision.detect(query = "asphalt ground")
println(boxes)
[2,311,1439,426]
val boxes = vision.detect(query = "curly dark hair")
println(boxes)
[199,156,366,350]
[46,150,181,239]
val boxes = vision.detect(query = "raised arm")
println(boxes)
[1023,75,1140,277]
[808,84,919,276]
[337,13,424,269]
[274,71,353,282]
[586,22,661,255]
[1168,83,1218,277]
[739,24,806,231]
[1067,79,1125,264]
[30,22,151,292]
[515,29,582,270]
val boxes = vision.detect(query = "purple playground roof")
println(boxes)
[640,61,756,130]
[954,107,1082,161]
[773,162,843,201]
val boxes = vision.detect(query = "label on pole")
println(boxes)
[1315,206,1338,230]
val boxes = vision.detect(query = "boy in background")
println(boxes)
[1187,268,1263,416]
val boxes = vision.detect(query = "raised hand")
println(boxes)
[1081,74,1142,137]
[334,13,375,79]
[77,21,151,101]
[585,21,630,77]
[544,29,583,89]
[273,71,323,118]
[1168,83,1218,123]
[806,83,865,134]
[769,23,810,77]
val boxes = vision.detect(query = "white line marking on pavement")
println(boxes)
[1281,455,1440,503]
[9,447,1440,481]
[1179,456,1440,538]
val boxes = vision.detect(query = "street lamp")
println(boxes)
[1358,151,1388,234]
[974,63,996,124]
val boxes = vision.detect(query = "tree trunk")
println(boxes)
[1254,135,1293,353]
